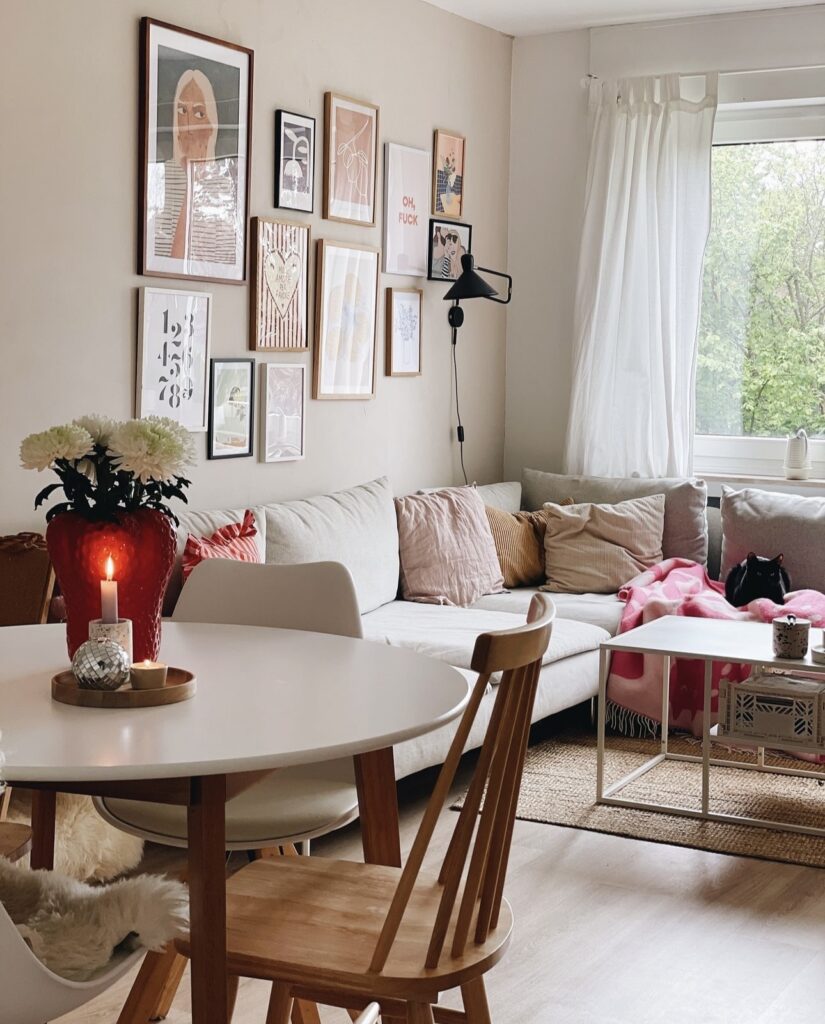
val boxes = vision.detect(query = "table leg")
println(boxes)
[702,661,712,816]
[29,789,56,869]
[354,747,401,867]
[661,655,671,755]
[596,646,609,802]
[188,774,228,1024]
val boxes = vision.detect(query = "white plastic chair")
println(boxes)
[355,1004,381,1024]
[0,902,144,1024]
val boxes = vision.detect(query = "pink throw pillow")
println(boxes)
[181,509,261,582]
[395,488,504,606]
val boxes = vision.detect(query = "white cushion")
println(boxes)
[419,481,523,513]
[472,588,624,636]
[263,478,399,614]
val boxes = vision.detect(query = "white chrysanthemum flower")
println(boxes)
[109,417,196,484]
[73,414,117,446]
[20,424,94,471]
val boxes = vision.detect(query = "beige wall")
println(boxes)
[1,0,511,532]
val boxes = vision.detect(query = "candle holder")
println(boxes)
[89,618,133,664]
[130,660,168,690]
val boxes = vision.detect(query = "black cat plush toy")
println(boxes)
[725,552,790,607]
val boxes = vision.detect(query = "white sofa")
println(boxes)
[167,476,623,780]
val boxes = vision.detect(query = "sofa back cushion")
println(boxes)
[264,477,399,614]
[522,468,707,564]
[395,488,504,606]
[721,486,825,593]
[474,481,522,513]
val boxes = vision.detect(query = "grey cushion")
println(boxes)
[419,481,522,514]
[721,486,825,593]
[263,477,399,614]
[521,469,708,564]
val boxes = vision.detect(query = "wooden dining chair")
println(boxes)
[176,593,556,1024]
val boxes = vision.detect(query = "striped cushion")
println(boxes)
[484,506,547,588]
[181,509,261,582]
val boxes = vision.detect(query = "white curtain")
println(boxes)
[564,74,718,478]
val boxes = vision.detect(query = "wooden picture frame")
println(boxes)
[207,358,255,459]
[323,92,379,226]
[428,219,472,281]
[275,109,315,212]
[249,217,310,351]
[432,128,465,220]
[138,17,254,284]
[385,289,422,377]
[261,362,306,462]
[313,239,379,400]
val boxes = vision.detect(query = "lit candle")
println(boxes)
[100,556,118,625]
[130,659,168,690]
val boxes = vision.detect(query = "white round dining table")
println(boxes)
[0,621,469,1024]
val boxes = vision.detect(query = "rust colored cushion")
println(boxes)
[484,507,547,588]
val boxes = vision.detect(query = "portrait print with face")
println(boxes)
[141,20,253,283]
[428,219,472,282]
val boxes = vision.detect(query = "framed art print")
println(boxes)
[428,219,472,281]
[385,288,422,377]
[323,92,379,225]
[250,217,310,351]
[262,363,306,462]
[383,142,429,277]
[275,109,315,212]
[208,358,254,458]
[139,18,253,283]
[432,129,465,219]
[137,287,211,430]
[314,239,379,399]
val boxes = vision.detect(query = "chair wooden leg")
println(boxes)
[461,979,492,1024]
[407,1004,435,1024]
[116,945,185,1024]
[291,998,322,1024]
[267,982,294,1024]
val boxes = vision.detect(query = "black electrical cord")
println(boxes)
[452,334,468,485]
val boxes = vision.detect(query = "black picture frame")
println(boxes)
[207,358,255,459]
[427,219,472,282]
[274,109,316,213]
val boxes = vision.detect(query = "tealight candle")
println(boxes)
[130,659,168,690]
[100,556,118,625]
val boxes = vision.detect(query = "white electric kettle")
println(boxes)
[784,428,811,480]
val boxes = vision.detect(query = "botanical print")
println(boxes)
[315,241,378,399]
[209,359,254,458]
[137,288,211,430]
[383,143,429,277]
[325,93,379,224]
[141,21,252,282]
[263,363,305,462]
[433,129,465,219]
[386,289,422,377]
[251,218,309,351]
[275,110,314,212]
[428,219,472,282]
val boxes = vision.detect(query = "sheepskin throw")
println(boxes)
[0,856,188,981]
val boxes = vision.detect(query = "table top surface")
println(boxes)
[603,615,825,670]
[0,622,469,783]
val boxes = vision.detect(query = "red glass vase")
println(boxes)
[46,509,176,661]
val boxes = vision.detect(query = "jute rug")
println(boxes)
[455,732,825,869]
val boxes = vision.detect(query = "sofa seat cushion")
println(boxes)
[471,588,624,636]
[362,600,608,676]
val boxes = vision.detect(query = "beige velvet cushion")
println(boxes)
[396,488,504,606]
[522,469,707,564]
[484,506,547,588]
[540,494,666,594]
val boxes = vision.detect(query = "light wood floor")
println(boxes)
[57,743,825,1024]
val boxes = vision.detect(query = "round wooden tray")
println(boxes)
[51,668,196,708]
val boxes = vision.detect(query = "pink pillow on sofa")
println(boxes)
[395,488,504,606]
[181,509,261,582]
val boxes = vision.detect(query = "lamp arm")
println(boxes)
[477,267,512,304]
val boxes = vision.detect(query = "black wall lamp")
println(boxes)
[443,254,513,483]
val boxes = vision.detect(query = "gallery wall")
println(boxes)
[1,0,512,532]
[503,3,825,481]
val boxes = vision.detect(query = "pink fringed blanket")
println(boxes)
[607,558,825,737]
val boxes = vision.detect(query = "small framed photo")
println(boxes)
[262,363,306,462]
[432,129,465,219]
[208,358,254,459]
[275,110,315,212]
[314,239,379,400]
[250,217,310,351]
[139,19,253,284]
[383,142,429,277]
[137,287,212,431]
[428,219,472,282]
[323,92,379,226]
[385,288,422,377]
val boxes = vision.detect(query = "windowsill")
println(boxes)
[701,472,825,488]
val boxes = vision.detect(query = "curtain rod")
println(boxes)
[585,63,825,83]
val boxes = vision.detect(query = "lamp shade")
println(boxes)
[444,254,498,301]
